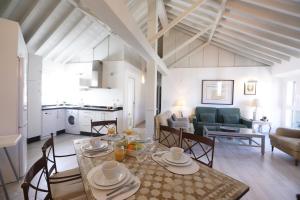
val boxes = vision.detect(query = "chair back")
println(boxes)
[159,125,181,148]
[42,133,58,176]
[181,131,215,168]
[21,157,52,200]
[91,118,117,136]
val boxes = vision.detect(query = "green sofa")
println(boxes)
[192,107,252,135]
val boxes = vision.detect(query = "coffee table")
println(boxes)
[204,126,265,155]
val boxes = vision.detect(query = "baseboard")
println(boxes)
[56,129,66,135]
[27,136,41,143]
[80,131,105,137]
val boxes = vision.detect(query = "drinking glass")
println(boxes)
[114,145,126,162]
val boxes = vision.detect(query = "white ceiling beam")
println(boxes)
[214,33,290,61]
[240,0,300,18]
[63,31,109,64]
[20,0,39,30]
[214,38,281,64]
[223,11,300,42]
[44,16,91,60]
[35,8,82,56]
[227,1,300,31]
[149,0,207,43]
[217,27,300,58]
[163,25,211,60]
[220,20,300,51]
[207,0,227,42]
[157,0,168,29]
[212,42,273,66]
[168,42,209,68]
[27,0,65,49]
[54,22,96,63]
[79,0,168,75]
[166,5,214,26]
[1,0,21,18]
[168,13,207,31]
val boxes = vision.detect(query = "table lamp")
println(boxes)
[251,99,261,120]
[174,99,185,117]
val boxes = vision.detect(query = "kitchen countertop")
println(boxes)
[42,105,123,112]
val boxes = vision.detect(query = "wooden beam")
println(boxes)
[35,8,82,56]
[149,0,207,43]
[27,0,66,50]
[1,0,21,18]
[44,16,91,60]
[214,38,281,64]
[167,13,207,30]
[212,42,273,66]
[214,33,290,61]
[163,25,211,60]
[223,11,300,42]
[227,1,300,31]
[208,0,227,42]
[157,0,168,29]
[220,20,300,51]
[217,27,300,58]
[168,42,209,68]
[79,0,168,74]
[240,0,300,18]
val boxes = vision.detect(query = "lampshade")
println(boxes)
[251,99,261,107]
[174,99,185,107]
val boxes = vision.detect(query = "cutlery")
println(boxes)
[106,183,138,200]
[106,180,135,196]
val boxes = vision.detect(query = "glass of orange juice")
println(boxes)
[114,145,126,162]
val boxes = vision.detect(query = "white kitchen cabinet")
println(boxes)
[56,109,65,131]
[27,81,41,138]
[79,110,93,132]
[42,110,57,137]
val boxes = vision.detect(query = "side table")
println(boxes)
[252,121,272,134]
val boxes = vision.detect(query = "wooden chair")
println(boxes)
[21,157,52,200]
[91,118,117,136]
[42,133,81,184]
[158,125,181,148]
[181,131,215,168]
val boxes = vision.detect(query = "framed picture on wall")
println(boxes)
[201,80,234,105]
[244,81,257,95]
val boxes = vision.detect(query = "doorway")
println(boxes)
[127,77,135,128]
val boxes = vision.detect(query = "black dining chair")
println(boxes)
[158,125,181,148]
[91,118,117,136]
[181,131,215,168]
[42,133,81,184]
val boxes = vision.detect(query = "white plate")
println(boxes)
[93,166,127,186]
[101,134,125,141]
[87,164,132,190]
[135,137,152,143]
[82,143,108,152]
[163,152,189,164]
[162,156,192,167]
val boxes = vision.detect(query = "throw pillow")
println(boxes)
[171,113,177,121]
[223,114,240,124]
[200,113,215,123]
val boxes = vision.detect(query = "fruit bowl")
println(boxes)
[126,141,145,157]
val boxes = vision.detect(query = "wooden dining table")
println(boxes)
[73,138,249,200]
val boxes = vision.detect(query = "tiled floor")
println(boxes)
[1,133,300,200]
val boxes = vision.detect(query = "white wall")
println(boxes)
[161,67,282,130]
[163,29,266,68]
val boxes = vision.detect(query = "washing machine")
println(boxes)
[66,109,80,134]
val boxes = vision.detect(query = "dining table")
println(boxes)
[73,137,249,200]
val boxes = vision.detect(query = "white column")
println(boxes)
[145,0,158,136]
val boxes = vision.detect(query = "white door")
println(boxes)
[127,78,135,128]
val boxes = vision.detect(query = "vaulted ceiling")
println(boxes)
[1,0,300,67]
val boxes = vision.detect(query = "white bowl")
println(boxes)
[102,161,122,180]
[170,147,184,160]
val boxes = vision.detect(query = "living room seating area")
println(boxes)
[193,107,253,135]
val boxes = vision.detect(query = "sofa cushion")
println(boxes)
[171,113,177,121]
[158,111,172,126]
[195,107,217,122]
[200,113,215,123]
[222,123,247,128]
[217,108,241,123]
[223,114,240,124]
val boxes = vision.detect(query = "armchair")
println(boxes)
[270,128,300,166]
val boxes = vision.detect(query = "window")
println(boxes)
[285,80,300,128]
